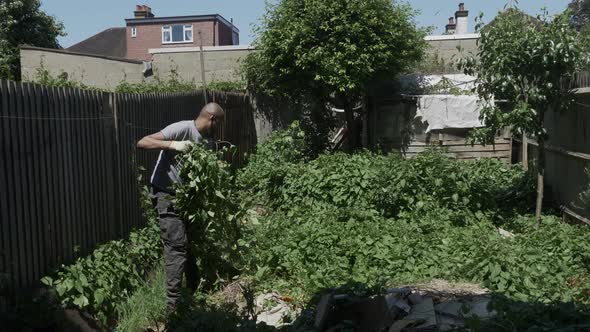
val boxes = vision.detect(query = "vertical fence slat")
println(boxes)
[0,80,16,296]
[86,89,99,250]
[40,85,57,270]
[0,81,7,298]
[97,92,108,243]
[63,86,77,261]
[113,93,124,239]
[68,87,81,257]
[25,83,44,281]
[11,81,31,288]
[54,87,69,262]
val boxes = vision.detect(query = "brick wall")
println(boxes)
[217,22,234,46]
[127,21,216,60]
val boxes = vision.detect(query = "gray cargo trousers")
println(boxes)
[151,189,198,308]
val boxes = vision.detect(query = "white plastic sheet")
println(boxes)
[416,95,486,132]
[400,74,477,93]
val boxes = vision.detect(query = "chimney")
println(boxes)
[134,4,155,19]
[455,2,469,34]
[445,17,456,34]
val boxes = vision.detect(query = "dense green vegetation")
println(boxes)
[40,184,162,327]
[236,125,590,309]
[41,124,590,330]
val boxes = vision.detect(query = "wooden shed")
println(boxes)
[364,75,512,162]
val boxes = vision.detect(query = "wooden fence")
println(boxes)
[514,89,590,223]
[0,80,257,303]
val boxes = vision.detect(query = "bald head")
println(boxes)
[195,102,224,136]
[200,102,225,118]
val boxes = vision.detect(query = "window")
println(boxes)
[131,27,137,38]
[162,24,193,44]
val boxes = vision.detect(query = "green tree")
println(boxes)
[460,9,587,226]
[567,0,590,56]
[243,0,427,150]
[0,0,65,80]
[569,0,590,30]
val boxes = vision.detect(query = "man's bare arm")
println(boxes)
[137,132,193,152]
[137,132,173,150]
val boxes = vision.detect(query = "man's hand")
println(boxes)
[169,141,194,152]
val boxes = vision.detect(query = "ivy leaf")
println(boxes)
[73,295,89,308]
[41,276,53,287]
[94,289,106,305]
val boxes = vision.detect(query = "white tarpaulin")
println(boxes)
[419,74,477,91]
[416,95,486,133]
[399,74,477,93]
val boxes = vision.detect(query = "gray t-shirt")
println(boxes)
[150,120,202,193]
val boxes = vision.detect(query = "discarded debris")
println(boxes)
[403,297,437,330]
[498,227,515,238]
[255,292,297,327]
[314,281,496,331]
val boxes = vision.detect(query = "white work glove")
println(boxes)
[169,140,194,152]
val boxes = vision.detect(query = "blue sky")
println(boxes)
[41,0,571,48]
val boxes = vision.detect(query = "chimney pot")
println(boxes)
[455,2,469,34]
[134,4,154,19]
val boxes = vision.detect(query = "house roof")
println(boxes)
[125,14,239,33]
[67,27,127,58]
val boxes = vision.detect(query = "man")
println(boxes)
[137,102,225,309]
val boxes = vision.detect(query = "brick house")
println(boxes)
[126,5,239,60]
[68,5,239,61]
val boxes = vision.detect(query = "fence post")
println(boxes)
[522,134,529,170]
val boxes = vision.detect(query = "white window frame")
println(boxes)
[162,24,193,44]
[131,27,137,38]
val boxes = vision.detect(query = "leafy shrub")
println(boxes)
[174,144,244,287]
[273,151,391,211]
[375,151,534,221]
[41,216,161,326]
[41,178,161,327]
[238,121,307,203]
[242,145,533,220]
